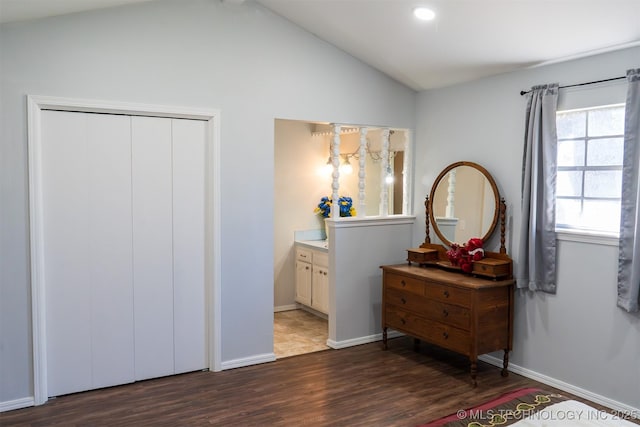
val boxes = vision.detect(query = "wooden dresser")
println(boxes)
[381,264,514,386]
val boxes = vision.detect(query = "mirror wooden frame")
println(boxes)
[427,161,502,249]
[408,161,511,279]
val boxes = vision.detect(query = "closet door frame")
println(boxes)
[27,95,221,405]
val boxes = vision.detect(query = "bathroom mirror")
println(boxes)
[428,161,499,246]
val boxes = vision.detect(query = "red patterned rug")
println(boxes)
[417,387,562,427]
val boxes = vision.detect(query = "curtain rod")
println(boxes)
[519,75,626,96]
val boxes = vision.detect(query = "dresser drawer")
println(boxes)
[424,300,470,330]
[472,258,511,279]
[425,321,470,356]
[385,307,470,356]
[384,273,425,296]
[386,288,470,330]
[425,282,471,307]
[385,288,430,313]
[384,307,429,339]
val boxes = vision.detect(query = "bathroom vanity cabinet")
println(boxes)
[295,244,329,314]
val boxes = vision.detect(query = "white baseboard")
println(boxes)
[327,330,403,349]
[0,396,35,413]
[274,304,298,312]
[220,352,276,370]
[479,354,639,418]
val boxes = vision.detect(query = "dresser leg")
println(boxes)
[382,327,388,350]
[470,360,478,387]
[413,338,420,351]
[501,349,510,377]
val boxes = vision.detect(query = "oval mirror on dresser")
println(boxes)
[428,161,500,246]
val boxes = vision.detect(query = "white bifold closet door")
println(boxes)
[41,110,206,398]
[131,116,206,381]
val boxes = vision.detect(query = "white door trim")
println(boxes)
[27,95,222,405]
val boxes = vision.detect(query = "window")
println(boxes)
[556,104,625,235]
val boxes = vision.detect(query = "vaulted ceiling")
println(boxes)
[2,0,639,90]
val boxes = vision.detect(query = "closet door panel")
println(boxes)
[42,111,93,397]
[172,119,207,373]
[40,110,209,396]
[86,114,135,389]
[131,116,175,380]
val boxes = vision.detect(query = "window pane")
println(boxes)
[556,198,581,227]
[557,140,585,166]
[584,170,621,198]
[582,200,620,233]
[557,171,582,197]
[587,138,623,166]
[555,105,623,235]
[588,107,625,136]
[557,111,586,139]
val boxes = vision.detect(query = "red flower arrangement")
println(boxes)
[446,238,485,273]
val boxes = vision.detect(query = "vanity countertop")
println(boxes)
[295,239,328,252]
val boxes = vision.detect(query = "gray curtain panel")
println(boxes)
[618,68,640,313]
[518,84,559,292]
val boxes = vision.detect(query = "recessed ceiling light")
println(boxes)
[414,7,435,21]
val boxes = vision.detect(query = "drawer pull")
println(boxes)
[401,318,406,325]
[306,266,310,270]
[323,271,327,276]
[401,280,406,287]
[442,309,449,317]
[443,290,450,298]
[442,332,449,339]
[400,297,406,304]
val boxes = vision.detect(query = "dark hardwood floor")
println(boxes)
[2,337,634,426]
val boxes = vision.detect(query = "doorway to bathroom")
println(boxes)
[273,118,410,358]
[273,309,329,358]
[273,118,331,358]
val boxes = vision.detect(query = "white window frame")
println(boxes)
[555,103,624,244]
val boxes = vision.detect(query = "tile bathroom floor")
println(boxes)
[273,309,330,358]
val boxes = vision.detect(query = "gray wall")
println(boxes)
[0,0,416,403]
[2,0,638,411]
[414,46,640,409]
[331,219,413,345]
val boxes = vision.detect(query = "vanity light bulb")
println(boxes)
[340,163,353,175]
[385,165,394,184]
[321,156,333,175]
[340,156,353,175]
